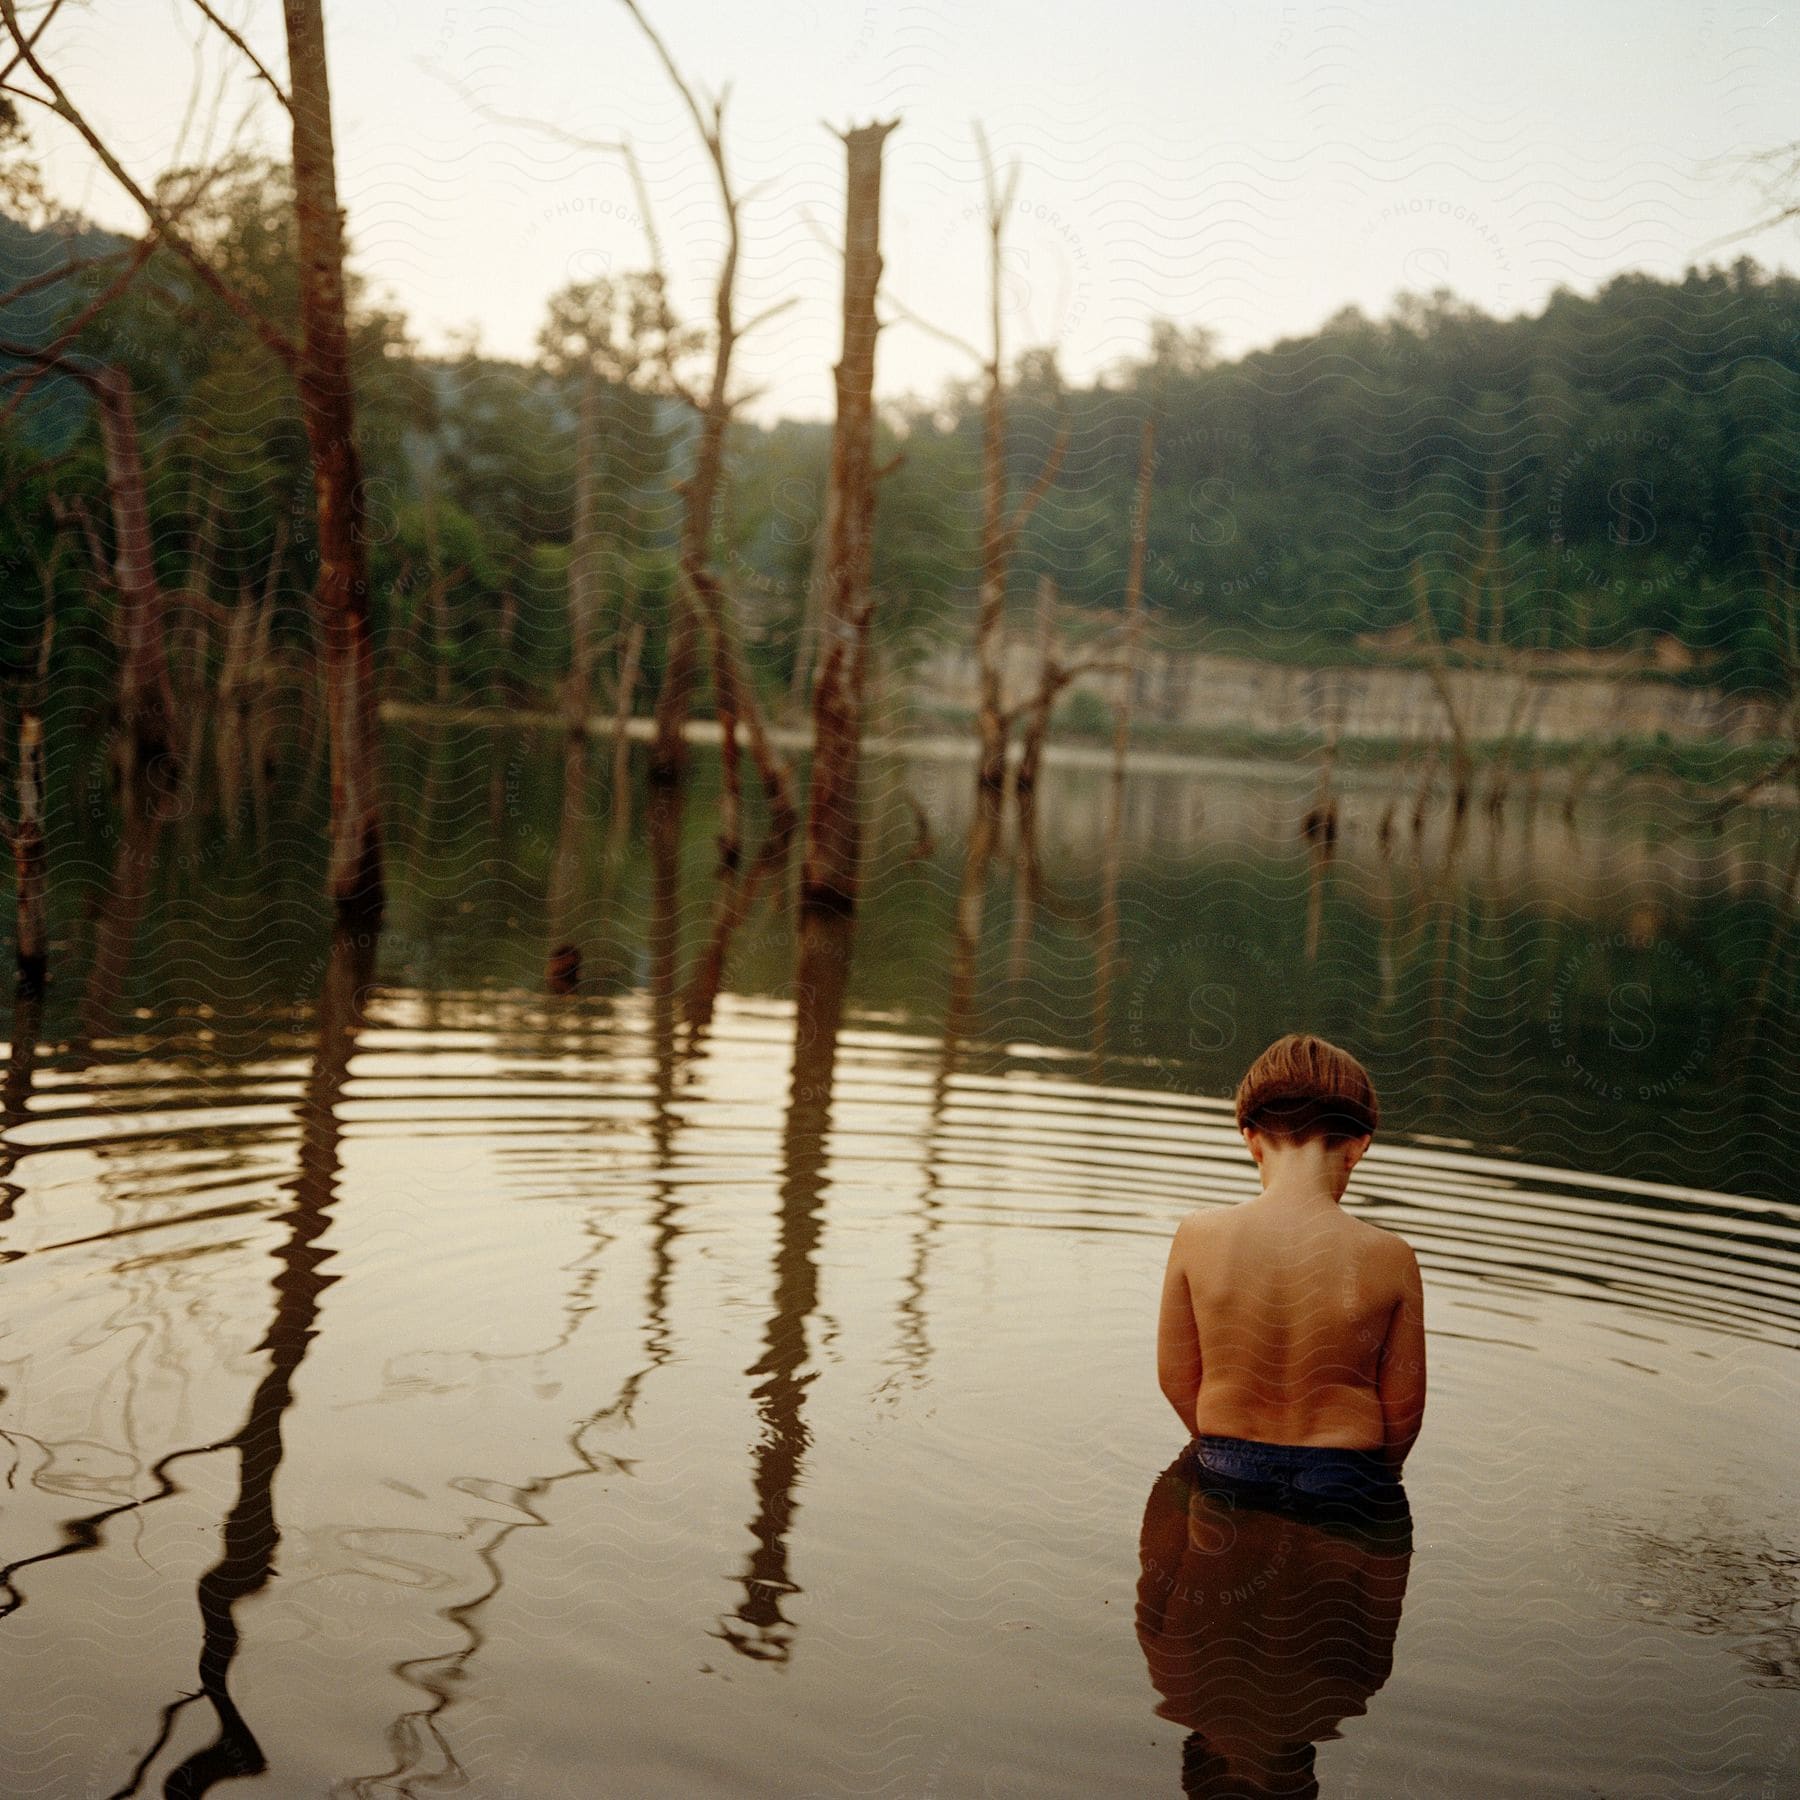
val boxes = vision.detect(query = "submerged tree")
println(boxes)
[801,119,898,921]
[283,0,384,916]
[1,0,388,918]
[537,270,685,736]
[0,344,177,770]
[618,0,797,866]
[968,129,1069,799]
[8,553,52,998]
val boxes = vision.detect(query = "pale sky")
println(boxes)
[20,0,1800,419]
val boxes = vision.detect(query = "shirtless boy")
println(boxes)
[1156,1033,1426,1506]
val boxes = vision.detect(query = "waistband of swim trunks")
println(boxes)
[1193,1433,1391,1473]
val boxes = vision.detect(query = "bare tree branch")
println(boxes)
[739,295,797,337]
[612,0,789,817]
[1699,749,1800,822]
[997,655,1121,730]
[185,0,290,111]
[880,288,983,364]
[427,64,679,362]
[0,152,250,432]
[0,0,64,86]
[0,232,157,427]
[0,0,298,367]
[618,0,723,156]
[1695,140,1800,253]
[0,235,130,312]
[1001,410,1070,554]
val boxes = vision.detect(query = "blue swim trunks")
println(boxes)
[1187,1433,1408,1531]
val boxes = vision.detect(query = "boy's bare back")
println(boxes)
[1155,1034,1427,1468]
[1160,1198,1424,1454]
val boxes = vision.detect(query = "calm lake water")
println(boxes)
[2,719,1797,1796]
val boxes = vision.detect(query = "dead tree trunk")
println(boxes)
[12,613,52,997]
[945,775,1006,1056]
[545,731,588,994]
[427,565,452,705]
[606,617,646,872]
[1111,418,1155,789]
[974,344,1010,795]
[0,346,176,773]
[1091,416,1154,1062]
[1411,562,1473,817]
[650,583,701,785]
[564,370,603,732]
[74,770,167,1060]
[1007,577,1063,986]
[1302,703,1342,963]
[1012,576,1063,827]
[971,132,1068,798]
[693,566,791,868]
[623,0,792,831]
[680,355,793,858]
[787,518,831,717]
[663,279,793,853]
[494,591,518,705]
[284,0,384,920]
[802,120,897,918]
[683,823,792,1042]
[90,367,175,767]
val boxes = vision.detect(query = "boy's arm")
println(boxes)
[1376,1242,1427,1470]
[1156,1218,1203,1437]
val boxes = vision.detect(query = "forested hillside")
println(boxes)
[4,164,1798,710]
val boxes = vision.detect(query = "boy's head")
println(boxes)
[1234,1033,1378,1148]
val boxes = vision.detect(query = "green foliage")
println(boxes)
[5,173,1800,718]
[1058,689,1113,737]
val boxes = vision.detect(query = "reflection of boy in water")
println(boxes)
[1135,1449,1412,1798]
[1156,1034,1426,1511]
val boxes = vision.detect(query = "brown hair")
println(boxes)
[1234,1033,1378,1146]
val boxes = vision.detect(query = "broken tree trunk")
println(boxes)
[683,822,792,1042]
[649,586,701,786]
[1012,574,1063,829]
[90,367,176,768]
[622,1,792,828]
[545,731,588,994]
[1090,415,1155,1062]
[974,352,1011,796]
[802,119,897,918]
[692,565,794,867]
[427,555,452,707]
[0,347,177,773]
[12,612,52,997]
[606,617,646,872]
[1007,576,1064,987]
[564,370,604,733]
[970,133,1068,798]
[944,775,1005,1058]
[1411,562,1473,818]
[787,519,831,717]
[284,0,385,920]
[1111,417,1155,792]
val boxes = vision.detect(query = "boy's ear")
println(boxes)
[1343,1134,1373,1173]
[1241,1126,1263,1164]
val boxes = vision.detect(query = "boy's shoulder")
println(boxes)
[1169,1204,1417,1266]
[1171,1205,1225,1240]
[1351,1213,1422,1277]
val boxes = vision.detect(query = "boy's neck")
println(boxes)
[1256,1176,1344,1208]
[1249,1136,1358,1206]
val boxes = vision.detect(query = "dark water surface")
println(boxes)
[2,723,1797,1796]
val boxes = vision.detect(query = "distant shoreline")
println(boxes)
[379,701,1797,808]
